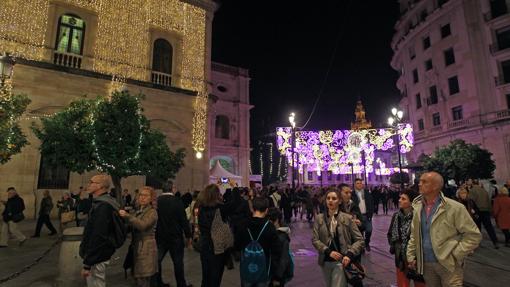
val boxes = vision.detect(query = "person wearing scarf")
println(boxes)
[387,189,425,287]
[312,187,364,287]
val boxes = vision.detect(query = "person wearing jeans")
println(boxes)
[312,187,364,287]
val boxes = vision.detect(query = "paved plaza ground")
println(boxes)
[1,211,509,287]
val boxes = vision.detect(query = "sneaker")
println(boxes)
[19,239,27,246]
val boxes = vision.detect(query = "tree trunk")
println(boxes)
[111,175,124,208]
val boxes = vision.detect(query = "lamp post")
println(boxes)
[388,107,405,189]
[348,162,354,189]
[289,112,296,190]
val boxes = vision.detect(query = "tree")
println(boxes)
[389,172,410,185]
[421,139,495,184]
[32,91,185,201]
[0,81,31,164]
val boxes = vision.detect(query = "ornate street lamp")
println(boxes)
[388,107,405,189]
[289,112,296,189]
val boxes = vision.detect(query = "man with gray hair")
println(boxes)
[407,172,481,286]
[80,174,120,287]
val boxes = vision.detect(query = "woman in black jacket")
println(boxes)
[197,184,238,287]
[387,189,424,287]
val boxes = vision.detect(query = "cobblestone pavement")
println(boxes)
[1,211,510,286]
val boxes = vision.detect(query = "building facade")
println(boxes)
[209,62,252,187]
[392,0,510,181]
[0,0,218,217]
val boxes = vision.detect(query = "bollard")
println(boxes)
[55,227,84,287]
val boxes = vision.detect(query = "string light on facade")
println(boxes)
[0,0,209,159]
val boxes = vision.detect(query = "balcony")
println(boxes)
[53,51,82,69]
[485,109,510,123]
[151,71,172,87]
[447,117,479,130]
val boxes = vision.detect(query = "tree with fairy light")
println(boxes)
[32,90,185,202]
[0,78,31,164]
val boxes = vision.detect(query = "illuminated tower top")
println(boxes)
[351,100,372,130]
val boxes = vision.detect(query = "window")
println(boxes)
[307,171,313,180]
[55,14,85,55]
[146,176,163,189]
[327,171,332,181]
[502,59,510,83]
[425,59,433,71]
[418,119,425,130]
[507,94,510,109]
[428,86,438,105]
[412,69,419,83]
[409,46,416,60]
[215,115,230,139]
[345,174,351,182]
[336,173,341,181]
[420,10,428,22]
[490,0,508,19]
[439,0,449,7]
[496,27,510,51]
[441,24,451,38]
[37,154,70,189]
[448,76,460,95]
[416,93,422,109]
[452,106,463,121]
[432,113,441,126]
[152,39,173,75]
[444,48,455,66]
[423,36,431,50]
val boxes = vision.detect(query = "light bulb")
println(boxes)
[196,151,203,159]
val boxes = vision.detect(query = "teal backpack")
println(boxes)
[240,221,271,284]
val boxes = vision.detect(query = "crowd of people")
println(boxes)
[1,171,509,287]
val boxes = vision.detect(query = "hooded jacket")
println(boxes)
[407,193,481,274]
[80,193,120,268]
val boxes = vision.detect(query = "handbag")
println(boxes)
[61,211,76,224]
[210,208,234,255]
[11,213,25,223]
[344,261,366,284]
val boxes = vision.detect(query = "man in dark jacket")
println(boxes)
[353,178,374,251]
[267,208,292,286]
[32,190,57,237]
[0,187,27,247]
[155,186,193,287]
[235,197,281,286]
[80,174,119,287]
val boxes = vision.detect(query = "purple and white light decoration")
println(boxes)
[276,124,414,175]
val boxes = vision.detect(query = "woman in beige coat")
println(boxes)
[312,187,365,287]
[119,186,158,287]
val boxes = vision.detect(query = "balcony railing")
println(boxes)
[447,117,479,130]
[151,71,172,87]
[486,109,510,123]
[53,51,82,69]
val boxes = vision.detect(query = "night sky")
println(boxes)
[211,0,401,140]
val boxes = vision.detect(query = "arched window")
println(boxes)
[55,14,85,55]
[215,115,230,139]
[152,39,173,74]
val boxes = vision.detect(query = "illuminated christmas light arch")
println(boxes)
[276,124,414,175]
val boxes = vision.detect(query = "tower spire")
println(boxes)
[351,100,372,130]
